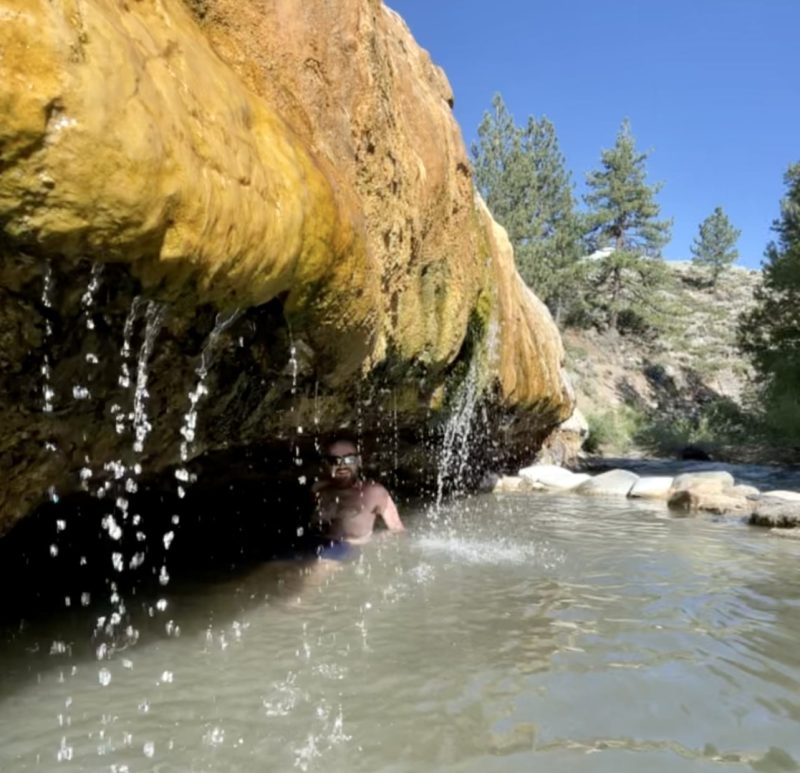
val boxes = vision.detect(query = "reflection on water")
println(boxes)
[1,493,800,771]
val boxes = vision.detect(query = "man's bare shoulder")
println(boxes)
[361,479,390,493]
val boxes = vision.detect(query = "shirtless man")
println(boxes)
[311,438,404,552]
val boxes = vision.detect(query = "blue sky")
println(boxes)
[386,1,799,268]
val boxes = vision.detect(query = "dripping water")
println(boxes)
[169,308,241,583]
[434,356,482,514]
[434,320,500,514]
[98,300,165,642]
[132,301,166,454]
[286,331,305,484]
[72,262,103,402]
[40,262,61,562]
[313,379,321,455]
[40,262,55,414]
[392,388,399,490]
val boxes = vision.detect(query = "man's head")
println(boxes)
[322,439,362,487]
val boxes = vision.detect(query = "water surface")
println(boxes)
[1,492,799,771]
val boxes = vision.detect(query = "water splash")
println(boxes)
[416,534,563,568]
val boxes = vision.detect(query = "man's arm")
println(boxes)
[378,490,405,532]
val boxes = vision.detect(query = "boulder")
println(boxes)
[731,484,760,499]
[761,490,800,502]
[668,489,754,516]
[0,0,575,532]
[666,473,753,515]
[749,498,800,528]
[628,476,674,499]
[518,464,590,490]
[576,469,639,497]
[670,471,735,493]
[560,408,589,438]
[493,476,537,493]
[536,408,589,466]
[478,472,500,493]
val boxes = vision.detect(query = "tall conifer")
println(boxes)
[471,95,582,322]
[583,120,672,330]
[739,163,800,439]
[690,206,741,286]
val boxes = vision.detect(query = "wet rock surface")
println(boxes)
[575,469,640,497]
[750,499,800,529]
[0,0,572,533]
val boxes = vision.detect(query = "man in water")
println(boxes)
[311,438,404,557]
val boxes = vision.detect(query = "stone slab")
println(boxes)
[671,471,735,492]
[750,498,800,528]
[518,465,590,490]
[629,476,674,499]
[761,490,800,502]
[576,469,639,497]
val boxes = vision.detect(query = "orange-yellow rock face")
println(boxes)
[0,0,572,530]
[1,0,379,377]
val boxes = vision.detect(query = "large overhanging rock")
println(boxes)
[0,0,572,533]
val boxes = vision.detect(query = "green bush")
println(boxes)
[762,390,800,446]
[585,406,645,454]
[633,397,753,458]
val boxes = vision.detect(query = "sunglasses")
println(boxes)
[323,453,361,466]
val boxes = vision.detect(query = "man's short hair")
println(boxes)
[322,431,360,453]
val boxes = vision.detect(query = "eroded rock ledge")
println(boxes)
[0,0,572,533]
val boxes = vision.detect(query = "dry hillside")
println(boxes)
[564,262,762,459]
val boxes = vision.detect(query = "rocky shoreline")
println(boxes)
[490,463,800,537]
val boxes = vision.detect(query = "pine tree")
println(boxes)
[690,206,741,286]
[471,95,582,322]
[583,120,672,331]
[518,116,584,322]
[739,162,800,441]
[471,95,531,249]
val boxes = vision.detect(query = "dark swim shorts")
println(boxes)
[314,539,358,561]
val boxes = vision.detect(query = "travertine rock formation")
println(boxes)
[0,0,572,533]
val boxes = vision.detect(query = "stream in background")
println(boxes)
[1,490,799,772]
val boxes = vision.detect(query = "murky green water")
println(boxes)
[1,492,799,771]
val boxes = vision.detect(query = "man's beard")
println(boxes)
[331,468,358,487]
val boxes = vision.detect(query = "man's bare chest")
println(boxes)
[318,488,373,520]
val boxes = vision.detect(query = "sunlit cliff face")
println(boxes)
[0,0,572,535]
